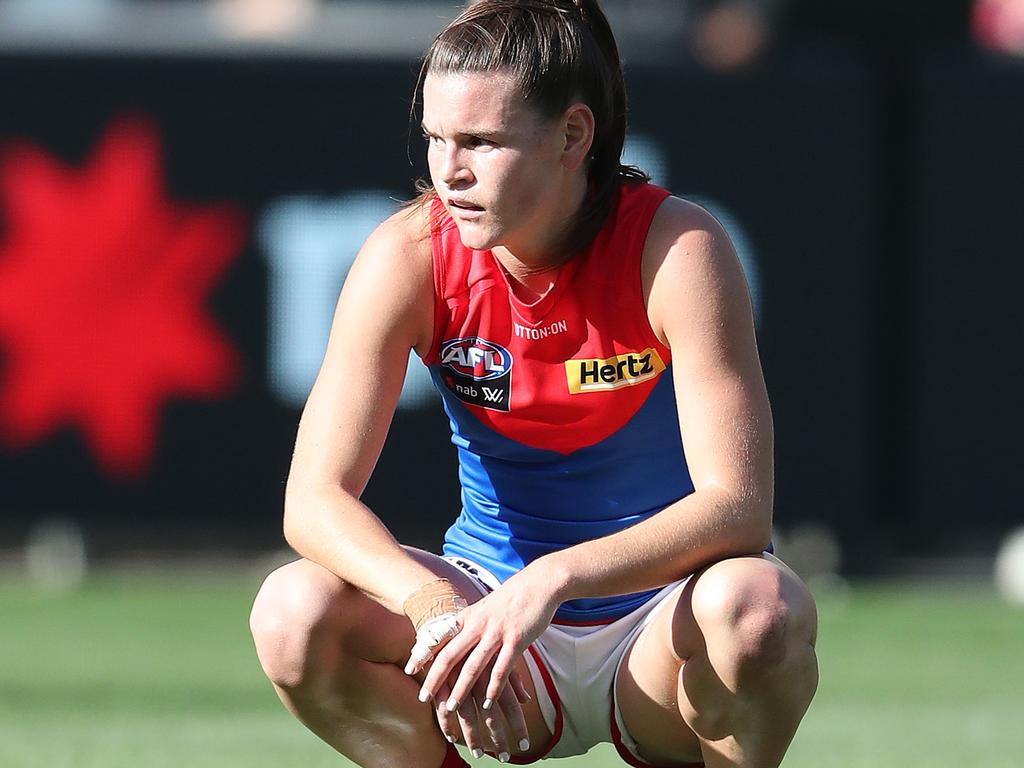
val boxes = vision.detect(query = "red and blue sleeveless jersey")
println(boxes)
[423,182,695,623]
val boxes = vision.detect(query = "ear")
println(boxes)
[560,103,595,171]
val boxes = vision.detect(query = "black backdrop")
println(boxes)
[0,41,1019,571]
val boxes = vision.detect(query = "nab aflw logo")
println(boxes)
[440,337,513,412]
[565,348,666,394]
[440,337,512,380]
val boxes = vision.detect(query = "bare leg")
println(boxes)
[249,550,551,768]
[616,554,818,767]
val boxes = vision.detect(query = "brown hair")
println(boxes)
[414,0,649,254]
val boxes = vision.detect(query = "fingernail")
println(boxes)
[417,689,429,703]
[445,698,458,712]
[498,752,510,763]
[404,662,415,675]
[524,690,532,701]
[482,698,493,710]
[519,738,530,751]
[471,748,483,759]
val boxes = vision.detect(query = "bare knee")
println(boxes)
[687,557,817,684]
[249,559,355,691]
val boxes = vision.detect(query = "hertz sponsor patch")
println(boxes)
[565,348,666,394]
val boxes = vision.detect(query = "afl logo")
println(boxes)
[440,337,513,381]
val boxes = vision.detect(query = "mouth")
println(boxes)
[447,198,484,213]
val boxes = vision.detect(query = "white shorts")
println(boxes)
[444,556,704,766]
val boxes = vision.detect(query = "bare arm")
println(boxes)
[282,206,440,613]
[539,196,773,600]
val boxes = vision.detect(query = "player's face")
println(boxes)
[422,70,572,256]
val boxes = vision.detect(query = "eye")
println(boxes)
[467,136,494,150]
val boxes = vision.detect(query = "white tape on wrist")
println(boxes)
[409,612,461,666]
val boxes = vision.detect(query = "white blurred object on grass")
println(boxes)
[25,516,88,593]
[994,526,1024,605]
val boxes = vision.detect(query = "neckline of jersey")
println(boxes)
[488,248,582,326]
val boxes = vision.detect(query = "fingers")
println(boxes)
[445,639,499,712]
[484,644,519,704]
[431,663,528,762]
[418,628,475,703]
[474,679,512,761]
[445,684,509,761]
[509,668,532,704]
[497,676,530,756]
[455,696,486,759]
[434,672,494,759]
[434,681,460,746]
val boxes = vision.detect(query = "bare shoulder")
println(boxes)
[642,195,752,347]
[356,200,434,281]
[642,195,738,297]
[341,200,435,355]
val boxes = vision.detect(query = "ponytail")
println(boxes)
[562,0,649,252]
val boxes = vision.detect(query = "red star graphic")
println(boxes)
[0,117,246,479]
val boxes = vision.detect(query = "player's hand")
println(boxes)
[407,614,533,758]
[432,662,531,761]
[414,564,561,721]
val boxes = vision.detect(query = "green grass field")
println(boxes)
[1,570,1022,768]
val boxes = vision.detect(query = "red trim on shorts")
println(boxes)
[609,705,704,768]
[500,644,563,765]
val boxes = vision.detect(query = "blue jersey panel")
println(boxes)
[433,365,695,623]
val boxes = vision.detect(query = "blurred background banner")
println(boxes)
[2,4,1024,768]
[0,0,1021,579]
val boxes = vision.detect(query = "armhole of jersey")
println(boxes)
[424,197,448,365]
[631,186,674,362]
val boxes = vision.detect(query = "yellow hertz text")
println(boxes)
[565,348,666,394]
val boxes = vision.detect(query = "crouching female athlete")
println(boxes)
[249,1,818,766]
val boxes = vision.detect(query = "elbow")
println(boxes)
[281,485,310,553]
[743,497,774,554]
[728,489,773,555]
[748,517,773,554]
[282,515,299,553]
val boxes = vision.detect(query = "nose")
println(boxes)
[439,144,473,189]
